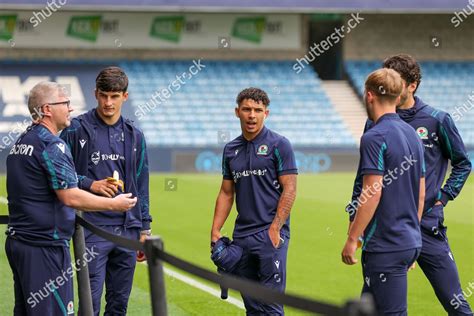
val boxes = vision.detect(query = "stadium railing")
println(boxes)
[0,214,377,316]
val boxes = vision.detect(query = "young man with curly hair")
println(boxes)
[211,87,298,315]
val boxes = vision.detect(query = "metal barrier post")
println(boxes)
[72,211,94,316]
[343,293,377,316]
[144,236,167,316]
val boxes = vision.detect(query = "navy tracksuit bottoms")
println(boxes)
[5,237,74,316]
[83,225,139,316]
[233,228,289,316]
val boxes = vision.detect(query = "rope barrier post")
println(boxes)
[343,293,378,316]
[144,236,167,316]
[72,211,94,316]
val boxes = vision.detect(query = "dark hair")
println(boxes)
[382,54,422,93]
[96,66,128,92]
[236,87,270,107]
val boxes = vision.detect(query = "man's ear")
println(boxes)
[123,91,129,102]
[94,89,99,100]
[366,90,375,103]
[407,82,417,94]
[41,104,52,118]
[235,107,239,118]
[264,109,269,119]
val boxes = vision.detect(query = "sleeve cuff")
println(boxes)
[278,169,298,176]
[80,177,94,191]
[360,168,384,176]
[439,192,451,206]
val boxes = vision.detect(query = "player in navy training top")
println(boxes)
[211,88,298,315]
[60,67,151,316]
[341,69,425,315]
[347,55,473,315]
[6,82,136,316]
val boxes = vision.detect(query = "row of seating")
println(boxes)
[123,60,356,147]
[345,60,474,147]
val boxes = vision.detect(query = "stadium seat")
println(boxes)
[124,60,357,148]
[346,61,474,147]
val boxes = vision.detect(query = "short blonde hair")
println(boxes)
[365,68,403,103]
[27,82,68,121]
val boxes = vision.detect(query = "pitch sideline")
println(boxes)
[139,262,245,310]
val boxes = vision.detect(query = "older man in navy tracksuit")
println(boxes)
[61,67,151,315]
[6,81,136,316]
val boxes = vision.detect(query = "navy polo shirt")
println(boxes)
[6,124,78,247]
[222,126,298,238]
[86,112,126,224]
[359,113,424,252]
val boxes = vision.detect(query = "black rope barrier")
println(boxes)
[75,215,144,251]
[1,214,376,316]
[75,215,375,316]
[157,246,347,315]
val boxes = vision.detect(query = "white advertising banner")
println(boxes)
[0,12,301,49]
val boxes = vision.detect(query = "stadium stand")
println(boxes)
[123,60,358,148]
[343,14,474,61]
[346,61,474,147]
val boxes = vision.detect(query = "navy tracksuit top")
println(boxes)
[357,113,425,252]
[348,97,472,238]
[7,124,78,247]
[221,126,298,238]
[60,109,152,230]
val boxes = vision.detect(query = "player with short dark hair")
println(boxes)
[60,67,151,315]
[211,87,298,315]
[6,81,136,316]
[95,66,129,93]
[235,87,271,106]
[382,53,422,94]
[342,68,426,315]
[347,54,473,315]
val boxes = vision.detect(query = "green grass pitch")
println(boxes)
[1,173,473,315]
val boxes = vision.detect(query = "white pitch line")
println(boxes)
[163,267,245,310]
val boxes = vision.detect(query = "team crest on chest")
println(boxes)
[91,151,100,165]
[257,144,268,155]
[416,127,429,140]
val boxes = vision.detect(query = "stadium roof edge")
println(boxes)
[0,6,468,14]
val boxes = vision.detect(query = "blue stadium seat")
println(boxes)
[345,60,474,147]
[124,60,358,147]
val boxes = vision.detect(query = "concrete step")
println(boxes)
[321,80,367,144]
